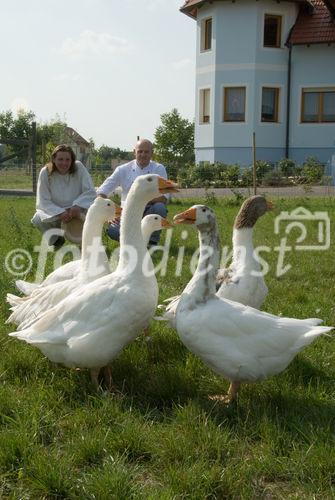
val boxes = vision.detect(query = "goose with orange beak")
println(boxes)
[15,202,122,296]
[163,204,332,403]
[161,195,274,327]
[9,175,179,390]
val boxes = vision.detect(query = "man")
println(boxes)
[96,139,168,245]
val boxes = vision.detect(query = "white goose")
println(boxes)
[15,199,121,296]
[7,197,121,329]
[9,175,178,388]
[141,214,171,247]
[160,195,272,327]
[7,213,171,331]
[16,261,81,296]
[172,204,333,403]
[216,195,272,308]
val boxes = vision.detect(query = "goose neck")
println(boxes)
[81,215,107,268]
[182,221,221,306]
[232,227,254,257]
[117,194,146,272]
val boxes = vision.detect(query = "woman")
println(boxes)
[31,144,96,248]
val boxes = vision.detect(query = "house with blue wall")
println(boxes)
[180,0,335,179]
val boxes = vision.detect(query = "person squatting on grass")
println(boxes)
[96,138,169,246]
[31,144,96,249]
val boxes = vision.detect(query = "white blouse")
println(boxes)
[35,161,96,221]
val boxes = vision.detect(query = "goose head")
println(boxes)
[174,204,217,232]
[141,214,172,245]
[141,214,172,233]
[129,174,179,205]
[234,195,274,229]
[89,197,121,223]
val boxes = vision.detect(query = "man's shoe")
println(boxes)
[53,236,65,250]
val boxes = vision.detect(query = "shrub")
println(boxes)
[261,169,283,186]
[177,164,189,188]
[254,160,273,180]
[223,164,240,187]
[302,156,324,184]
[239,167,253,187]
[277,158,297,177]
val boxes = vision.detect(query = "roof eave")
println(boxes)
[180,0,216,19]
[291,39,335,45]
[179,6,198,19]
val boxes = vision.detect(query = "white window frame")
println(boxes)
[200,17,212,52]
[222,85,247,123]
[262,13,283,49]
[260,85,282,124]
[199,87,211,125]
[300,86,335,124]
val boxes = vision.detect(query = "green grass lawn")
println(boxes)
[0,169,110,190]
[0,170,34,190]
[0,195,334,498]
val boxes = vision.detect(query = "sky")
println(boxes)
[1,0,196,150]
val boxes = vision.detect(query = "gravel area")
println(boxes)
[172,185,335,199]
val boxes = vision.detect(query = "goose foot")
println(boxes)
[209,381,241,404]
[90,368,100,391]
[102,366,115,391]
[90,367,117,392]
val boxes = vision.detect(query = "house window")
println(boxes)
[301,88,335,123]
[261,87,280,122]
[200,88,211,123]
[201,18,212,51]
[264,15,282,48]
[223,87,246,122]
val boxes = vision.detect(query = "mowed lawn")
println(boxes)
[0,195,334,499]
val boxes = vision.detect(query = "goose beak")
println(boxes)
[173,207,197,225]
[266,200,274,210]
[158,177,179,193]
[114,205,122,218]
[161,218,172,228]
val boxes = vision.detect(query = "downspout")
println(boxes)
[285,43,292,158]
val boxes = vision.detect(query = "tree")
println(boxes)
[93,145,132,166]
[154,108,194,178]
[0,110,68,164]
[37,117,67,164]
[0,109,35,162]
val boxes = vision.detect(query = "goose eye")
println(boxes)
[147,177,153,182]
[107,203,111,206]
[202,208,206,213]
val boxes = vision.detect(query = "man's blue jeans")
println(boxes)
[107,202,168,245]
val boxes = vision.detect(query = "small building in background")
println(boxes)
[65,126,92,168]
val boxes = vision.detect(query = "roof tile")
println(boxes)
[289,0,335,44]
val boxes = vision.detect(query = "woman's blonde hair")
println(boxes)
[47,144,77,174]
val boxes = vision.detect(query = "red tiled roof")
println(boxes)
[289,0,335,44]
[181,0,335,45]
[65,126,90,145]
